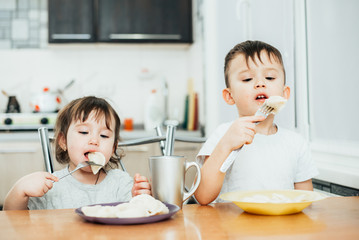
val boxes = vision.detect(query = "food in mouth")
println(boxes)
[87,152,105,174]
[81,194,169,218]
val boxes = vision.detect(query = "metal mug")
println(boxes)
[149,155,201,208]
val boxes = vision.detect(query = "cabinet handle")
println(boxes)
[51,34,91,39]
[109,34,181,40]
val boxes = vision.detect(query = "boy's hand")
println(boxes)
[223,115,266,151]
[132,173,151,196]
[20,172,58,198]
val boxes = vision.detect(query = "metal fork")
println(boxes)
[57,161,103,181]
[219,103,275,173]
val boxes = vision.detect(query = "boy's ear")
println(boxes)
[222,88,235,105]
[283,86,291,100]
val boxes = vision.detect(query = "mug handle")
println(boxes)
[183,162,201,203]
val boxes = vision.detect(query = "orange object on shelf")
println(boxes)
[124,118,133,131]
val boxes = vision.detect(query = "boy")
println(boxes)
[194,40,318,205]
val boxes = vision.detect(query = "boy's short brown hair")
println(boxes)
[54,96,122,168]
[224,40,285,87]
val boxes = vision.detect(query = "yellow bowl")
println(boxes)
[220,190,328,216]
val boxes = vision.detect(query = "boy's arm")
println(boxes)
[195,116,265,205]
[3,172,58,210]
[194,142,231,205]
[294,179,313,191]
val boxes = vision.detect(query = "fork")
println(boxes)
[219,103,275,173]
[57,161,103,181]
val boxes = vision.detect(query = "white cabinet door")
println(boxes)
[0,141,44,205]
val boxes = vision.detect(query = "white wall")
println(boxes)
[0,45,197,124]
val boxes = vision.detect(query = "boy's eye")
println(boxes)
[100,135,109,138]
[266,77,275,80]
[79,131,88,135]
[242,78,252,82]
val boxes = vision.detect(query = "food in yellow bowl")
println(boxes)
[220,190,328,215]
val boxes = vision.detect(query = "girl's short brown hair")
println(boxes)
[224,40,286,87]
[54,96,122,168]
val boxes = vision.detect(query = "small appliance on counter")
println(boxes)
[6,96,21,113]
[2,90,21,113]
[0,113,57,131]
[30,79,75,113]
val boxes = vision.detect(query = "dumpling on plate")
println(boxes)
[81,194,169,218]
[81,205,102,217]
[130,194,169,216]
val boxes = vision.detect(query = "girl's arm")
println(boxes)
[294,179,314,191]
[3,172,58,210]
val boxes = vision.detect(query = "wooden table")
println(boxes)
[1,197,359,239]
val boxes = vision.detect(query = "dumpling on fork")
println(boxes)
[264,96,287,115]
[88,152,106,174]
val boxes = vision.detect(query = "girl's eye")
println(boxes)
[266,77,275,80]
[79,131,88,135]
[100,135,109,138]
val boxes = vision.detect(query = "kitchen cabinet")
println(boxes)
[48,0,95,43]
[0,141,44,205]
[48,0,192,43]
[97,0,192,43]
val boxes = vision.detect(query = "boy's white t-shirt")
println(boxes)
[196,122,319,202]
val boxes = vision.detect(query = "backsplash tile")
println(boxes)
[0,0,16,10]
[0,0,47,49]
[11,19,28,40]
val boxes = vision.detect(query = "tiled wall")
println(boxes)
[0,0,47,49]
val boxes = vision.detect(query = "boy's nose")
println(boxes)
[254,79,266,88]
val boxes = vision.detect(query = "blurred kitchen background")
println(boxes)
[0,0,359,207]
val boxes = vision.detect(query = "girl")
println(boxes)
[4,96,151,210]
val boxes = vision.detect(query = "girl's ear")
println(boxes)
[58,133,67,151]
[283,86,291,100]
[222,88,235,105]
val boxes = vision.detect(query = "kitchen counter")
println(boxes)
[0,128,203,142]
[1,197,358,239]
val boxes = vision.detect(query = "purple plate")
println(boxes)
[75,202,180,225]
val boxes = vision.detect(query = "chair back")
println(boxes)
[38,125,206,173]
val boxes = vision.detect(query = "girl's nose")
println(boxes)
[89,136,99,145]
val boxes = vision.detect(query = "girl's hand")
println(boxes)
[3,171,58,210]
[20,172,59,198]
[131,173,151,196]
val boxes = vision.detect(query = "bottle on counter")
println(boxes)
[144,89,164,131]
